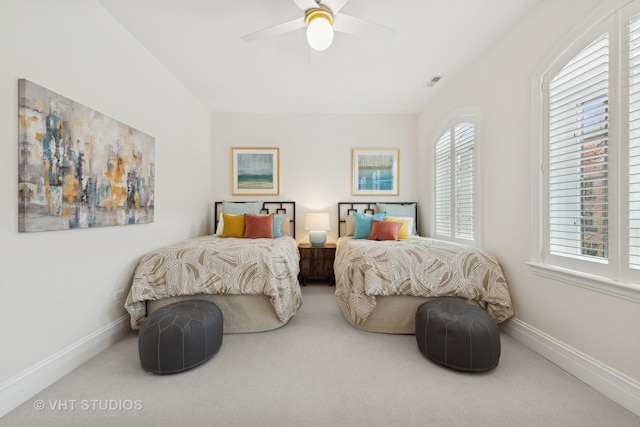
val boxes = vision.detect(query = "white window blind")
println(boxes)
[434,122,475,241]
[628,13,640,269]
[535,0,640,299]
[435,131,452,237]
[547,34,609,261]
[454,123,475,240]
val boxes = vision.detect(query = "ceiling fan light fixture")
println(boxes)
[305,7,334,51]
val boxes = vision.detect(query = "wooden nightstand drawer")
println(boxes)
[298,243,336,285]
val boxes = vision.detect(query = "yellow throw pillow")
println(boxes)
[222,213,245,238]
[384,217,410,239]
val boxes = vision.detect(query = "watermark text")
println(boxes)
[33,399,143,412]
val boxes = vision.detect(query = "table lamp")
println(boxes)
[305,212,330,246]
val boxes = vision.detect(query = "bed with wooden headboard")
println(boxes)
[334,202,513,334]
[125,201,302,334]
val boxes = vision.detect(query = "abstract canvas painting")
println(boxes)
[231,147,279,195]
[18,79,155,232]
[352,148,399,196]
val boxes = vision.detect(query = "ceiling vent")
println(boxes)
[425,76,442,87]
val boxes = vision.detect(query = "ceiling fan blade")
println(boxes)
[319,0,350,14]
[241,17,306,43]
[291,0,319,12]
[333,13,396,42]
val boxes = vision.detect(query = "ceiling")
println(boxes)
[97,0,539,114]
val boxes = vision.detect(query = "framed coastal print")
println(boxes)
[231,147,279,195]
[352,148,399,196]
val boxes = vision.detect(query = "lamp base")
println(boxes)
[309,231,327,247]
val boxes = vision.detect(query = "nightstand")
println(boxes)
[298,243,336,285]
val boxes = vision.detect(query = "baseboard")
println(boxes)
[501,317,640,417]
[0,315,130,418]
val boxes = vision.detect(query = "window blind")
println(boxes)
[435,131,452,236]
[628,14,640,269]
[548,34,609,260]
[434,123,475,241]
[454,123,475,240]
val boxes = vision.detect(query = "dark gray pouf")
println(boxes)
[139,300,223,374]
[415,299,500,372]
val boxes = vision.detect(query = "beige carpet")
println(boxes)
[3,285,638,426]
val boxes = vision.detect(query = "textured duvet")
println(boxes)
[125,235,302,329]
[334,236,513,325]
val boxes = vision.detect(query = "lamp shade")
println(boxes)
[305,212,330,231]
[305,212,330,246]
[306,15,334,51]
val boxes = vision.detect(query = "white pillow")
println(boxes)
[345,214,356,236]
[222,200,262,215]
[376,203,417,235]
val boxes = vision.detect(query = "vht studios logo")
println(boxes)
[34,399,143,411]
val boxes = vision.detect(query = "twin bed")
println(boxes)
[334,202,513,334]
[125,201,302,333]
[125,201,513,335]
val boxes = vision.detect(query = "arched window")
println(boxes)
[433,110,479,245]
[546,33,610,265]
[534,0,640,294]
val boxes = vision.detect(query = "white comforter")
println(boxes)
[334,236,513,325]
[125,235,302,329]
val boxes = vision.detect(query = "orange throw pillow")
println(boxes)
[368,219,402,241]
[244,213,274,238]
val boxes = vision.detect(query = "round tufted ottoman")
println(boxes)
[415,299,500,372]
[138,300,223,374]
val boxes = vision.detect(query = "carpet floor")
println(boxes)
[3,285,639,426]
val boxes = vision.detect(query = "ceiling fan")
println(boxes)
[241,0,395,51]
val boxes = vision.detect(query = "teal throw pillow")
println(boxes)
[353,212,386,239]
[273,214,284,238]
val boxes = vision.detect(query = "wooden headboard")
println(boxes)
[337,202,418,237]
[214,201,296,238]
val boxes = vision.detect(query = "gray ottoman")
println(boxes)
[139,300,223,374]
[415,299,500,372]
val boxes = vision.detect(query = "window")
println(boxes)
[547,34,609,263]
[433,111,478,245]
[629,10,640,270]
[536,0,640,296]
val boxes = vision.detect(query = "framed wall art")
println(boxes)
[18,79,155,232]
[231,147,279,196]
[352,148,399,196]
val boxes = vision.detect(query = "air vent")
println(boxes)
[425,76,442,87]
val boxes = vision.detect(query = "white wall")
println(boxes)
[0,0,212,413]
[418,0,639,384]
[211,113,418,241]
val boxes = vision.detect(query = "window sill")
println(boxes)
[526,262,640,304]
